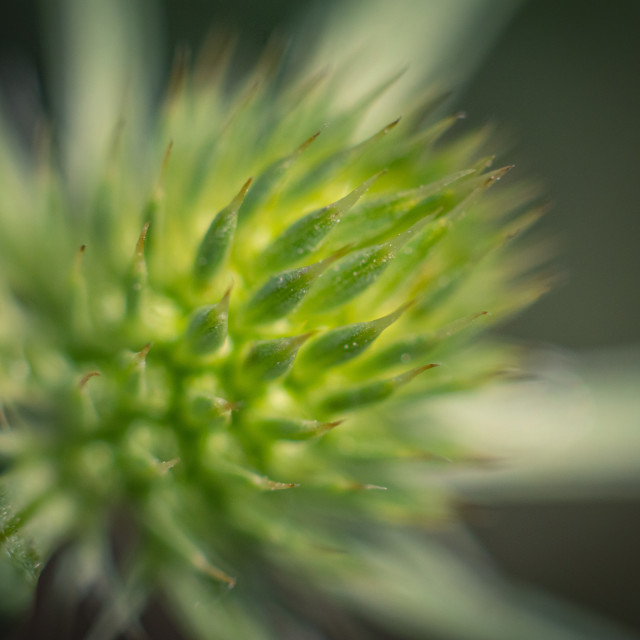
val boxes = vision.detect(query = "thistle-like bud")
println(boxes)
[0,23,545,640]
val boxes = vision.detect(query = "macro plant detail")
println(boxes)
[0,35,546,638]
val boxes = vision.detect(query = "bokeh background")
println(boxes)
[1,0,639,638]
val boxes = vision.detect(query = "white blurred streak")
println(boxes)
[43,0,160,202]
[424,345,640,500]
[313,0,523,123]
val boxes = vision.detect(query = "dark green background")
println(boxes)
[458,0,640,349]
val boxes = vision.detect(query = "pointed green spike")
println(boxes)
[349,117,401,156]
[121,342,152,398]
[409,111,466,150]
[297,242,396,315]
[258,171,384,272]
[126,222,150,317]
[187,393,237,425]
[185,287,231,355]
[326,169,474,250]
[367,312,488,371]
[399,169,477,209]
[244,331,315,381]
[371,180,500,303]
[300,216,431,314]
[294,119,400,194]
[298,301,412,370]
[319,364,438,415]
[257,416,343,441]
[237,131,320,225]
[481,164,516,189]
[244,246,350,325]
[299,68,405,156]
[194,178,252,284]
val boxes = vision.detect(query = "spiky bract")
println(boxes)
[0,44,544,638]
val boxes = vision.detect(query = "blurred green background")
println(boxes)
[1,0,638,638]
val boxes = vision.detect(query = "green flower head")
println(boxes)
[0,11,545,639]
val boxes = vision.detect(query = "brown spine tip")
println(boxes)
[315,419,344,436]
[74,244,87,273]
[297,130,322,154]
[163,140,174,168]
[385,117,402,132]
[78,371,101,390]
[133,342,153,367]
[403,363,440,383]
[325,243,354,264]
[192,553,236,589]
[221,400,240,413]
[396,298,416,316]
[292,330,319,348]
[484,164,515,186]
[135,222,150,257]
[239,176,253,195]
[219,284,233,307]
[154,140,174,196]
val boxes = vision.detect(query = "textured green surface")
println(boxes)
[0,35,545,638]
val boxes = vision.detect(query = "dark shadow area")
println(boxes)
[460,498,640,637]
[457,0,640,348]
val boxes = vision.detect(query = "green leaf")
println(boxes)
[185,287,231,355]
[319,364,438,415]
[258,171,384,272]
[194,178,252,284]
[298,301,411,371]
[244,332,315,381]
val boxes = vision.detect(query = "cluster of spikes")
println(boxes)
[0,39,547,634]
